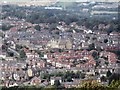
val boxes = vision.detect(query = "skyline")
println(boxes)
[0,0,119,2]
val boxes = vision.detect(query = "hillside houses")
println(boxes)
[0,4,120,88]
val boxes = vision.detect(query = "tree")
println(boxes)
[34,25,41,31]
[36,51,44,57]
[0,32,4,38]
[109,73,120,84]
[67,29,73,32]
[16,44,23,51]
[88,43,95,50]
[80,73,85,79]
[104,39,108,43]
[80,81,109,89]
[92,51,99,60]
[1,24,13,31]
[49,23,57,30]
[2,45,7,52]
[56,72,64,77]
[75,71,81,78]
[100,76,107,82]
[41,73,50,80]
[107,70,112,78]
[58,49,63,53]
[7,51,14,57]
[54,80,61,87]
[19,50,26,58]
[67,76,73,82]
[109,80,120,88]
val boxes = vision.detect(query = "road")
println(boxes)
[8,48,20,56]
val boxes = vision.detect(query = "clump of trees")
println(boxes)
[80,81,109,90]
[2,5,119,32]
[109,80,120,88]
[1,24,13,31]
[2,79,120,90]
[41,71,85,82]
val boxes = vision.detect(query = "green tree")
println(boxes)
[80,73,85,79]
[88,43,95,50]
[58,49,64,53]
[54,80,61,87]
[49,23,57,30]
[109,80,120,88]
[80,81,109,90]
[104,39,108,43]
[1,24,13,31]
[92,51,99,60]
[19,50,26,58]
[100,76,107,82]
[34,25,41,31]
[107,70,112,78]
[16,44,23,51]
[7,51,14,57]
[67,76,73,82]
[109,73,120,84]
